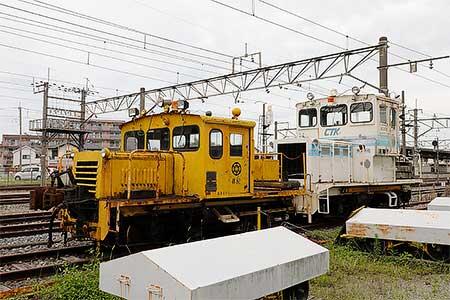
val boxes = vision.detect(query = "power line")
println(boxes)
[0,23,222,76]
[20,0,233,58]
[0,13,230,72]
[258,0,369,47]
[0,85,32,92]
[0,94,39,101]
[216,0,450,91]
[0,26,205,80]
[210,0,345,50]
[0,2,232,65]
[0,42,177,84]
[257,1,450,82]
[0,69,131,93]
[0,80,31,88]
[130,0,212,32]
[389,41,431,58]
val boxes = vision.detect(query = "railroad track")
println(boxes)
[0,243,94,281]
[0,185,37,192]
[0,211,51,225]
[0,192,30,206]
[0,208,94,287]
[0,221,61,238]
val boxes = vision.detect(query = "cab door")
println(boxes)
[228,127,251,195]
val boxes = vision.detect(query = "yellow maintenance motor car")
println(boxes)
[37,102,307,245]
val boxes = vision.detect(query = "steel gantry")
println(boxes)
[86,44,384,115]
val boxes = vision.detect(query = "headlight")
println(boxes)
[70,152,75,158]
[101,148,111,159]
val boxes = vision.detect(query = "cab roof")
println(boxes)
[120,111,256,129]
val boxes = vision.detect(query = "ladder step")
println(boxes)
[212,207,240,223]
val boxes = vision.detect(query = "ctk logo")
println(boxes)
[324,128,341,136]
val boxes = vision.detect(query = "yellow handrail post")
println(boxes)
[257,206,261,230]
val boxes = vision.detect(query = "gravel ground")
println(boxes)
[0,204,35,215]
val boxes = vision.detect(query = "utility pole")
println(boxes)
[79,89,87,151]
[410,100,423,176]
[18,105,22,169]
[378,36,389,97]
[139,87,145,114]
[262,103,267,153]
[433,138,440,181]
[401,91,406,156]
[40,82,49,187]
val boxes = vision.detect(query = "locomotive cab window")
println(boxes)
[230,133,243,156]
[173,125,200,151]
[320,104,348,127]
[390,108,396,129]
[147,128,170,151]
[299,108,317,127]
[379,105,387,125]
[124,130,145,151]
[350,102,373,123]
[209,129,223,159]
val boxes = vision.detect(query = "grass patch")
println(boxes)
[12,261,119,300]
[310,228,450,300]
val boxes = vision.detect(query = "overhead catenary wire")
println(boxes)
[257,0,450,81]
[0,13,231,72]
[0,27,206,80]
[210,0,345,50]
[129,0,212,32]
[0,69,133,95]
[0,23,223,76]
[214,0,450,91]
[0,1,330,104]
[0,2,233,65]
[0,42,178,84]
[17,0,233,58]
[0,85,32,92]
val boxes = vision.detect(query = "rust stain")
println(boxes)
[376,224,391,235]
[399,226,416,233]
[347,223,368,237]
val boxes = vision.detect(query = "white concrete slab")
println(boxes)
[428,197,450,211]
[100,227,329,300]
[346,208,450,246]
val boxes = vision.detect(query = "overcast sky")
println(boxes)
[0,0,449,146]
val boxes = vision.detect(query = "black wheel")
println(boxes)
[14,176,21,181]
[427,244,450,262]
[35,176,41,181]
[282,281,309,300]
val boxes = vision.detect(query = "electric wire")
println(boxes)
[258,1,450,81]
[210,0,345,50]
[0,69,131,93]
[19,0,233,58]
[0,27,205,80]
[215,0,450,91]
[0,23,222,76]
[0,85,32,92]
[0,42,177,84]
[0,13,230,72]
[0,2,232,65]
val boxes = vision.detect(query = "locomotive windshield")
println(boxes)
[298,108,317,127]
[350,102,373,123]
[173,125,200,151]
[124,130,145,151]
[320,104,348,127]
[147,128,170,151]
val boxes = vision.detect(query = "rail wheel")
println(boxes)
[282,281,309,300]
[426,244,450,262]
